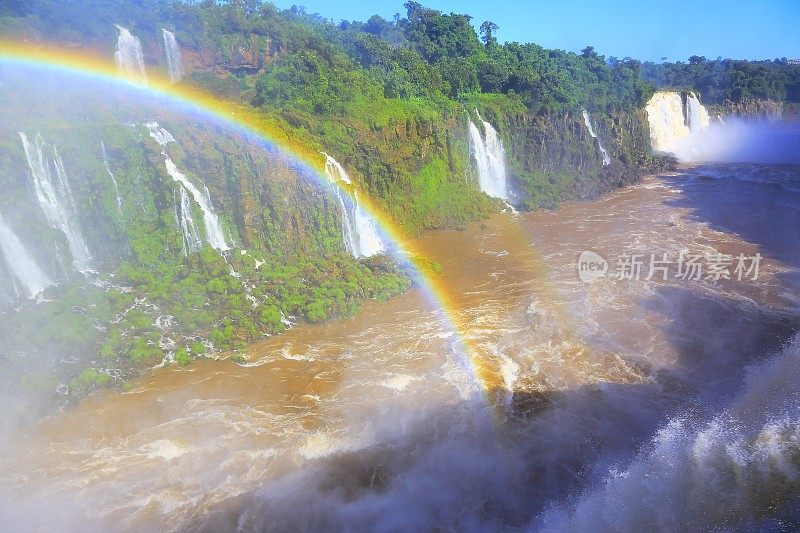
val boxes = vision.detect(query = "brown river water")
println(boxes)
[2,163,799,531]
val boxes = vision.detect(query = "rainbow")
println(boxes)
[0,41,506,400]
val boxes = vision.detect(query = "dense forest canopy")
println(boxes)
[1,0,650,113]
[643,57,800,105]
[4,0,799,111]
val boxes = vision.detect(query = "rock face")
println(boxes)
[710,99,785,121]
[320,101,664,222]
[179,41,275,73]
[475,107,665,209]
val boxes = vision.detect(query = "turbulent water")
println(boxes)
[18,131,93,271]
[468,112,510,200]
[323,153,386,258]
[581,109,611,165]
[114,25,148,84]
[162,29,184,83]
[1,157,798,529]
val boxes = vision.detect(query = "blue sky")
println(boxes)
[270,0,800,62]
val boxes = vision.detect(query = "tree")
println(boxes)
[479,21,498,46]
[404,1,425,20]
[581,46,597,58]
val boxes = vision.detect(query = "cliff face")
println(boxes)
[1,21,667,411]
[176,38,275,74]
[0,117,338,286]
[324,102,663,220]
[709,99,785,120]
[505,109,654,173]
[483,107,663,209]
[0,72,389,412]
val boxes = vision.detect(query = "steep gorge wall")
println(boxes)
[480,107,663,209]
[709,99,785,120]
[328,104,663,218]
[0,118,340,286]
[0,83,415,414]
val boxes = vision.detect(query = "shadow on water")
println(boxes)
[662,164,800,271]
[181,164,800,531]
[189,381,670,532]
[644,285,800,406]
[187,283,800,531]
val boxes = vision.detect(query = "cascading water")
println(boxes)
[645,91,710,157]
[114,25,148,85]
[144,121,229,251]
[685,93,710,131]
[162,29,184,83]
[581,108,611,166]
[467,111,509,201]
[0,212,53,299]
[177,186,202,255]
[144,121,176,146]
[322,153,386,258]
[100,141,122,211]
[19,132,92,271]
[164,158,229,252]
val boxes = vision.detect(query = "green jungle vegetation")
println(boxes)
[643,56,800,106]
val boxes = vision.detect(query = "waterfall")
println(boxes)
[685,93,711,131]
[645,91,710,157]
[177,186,202,255]
[101,141,122,211]
[322,153,386,258]
[19,132,92,271]
[143,121,228,252]
[145,121,176,146]
[0,212,53,299]
[581,108,611,166]
[164,157,229,252]
[162,29,184,83]
[114,25,148,85]
[467,111,509,200]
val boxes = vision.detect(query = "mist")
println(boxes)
[674,118,800,164]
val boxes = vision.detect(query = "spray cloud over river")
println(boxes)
[646,91,800,164]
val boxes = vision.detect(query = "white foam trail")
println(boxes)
[543,334,800,531]
[468,111,509,200]
[114,25,148,85]
[322,153,386,258]
[19,132,92,271]
[0,212,53,298]
[162,29,184,83]
[581,108,611,165]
